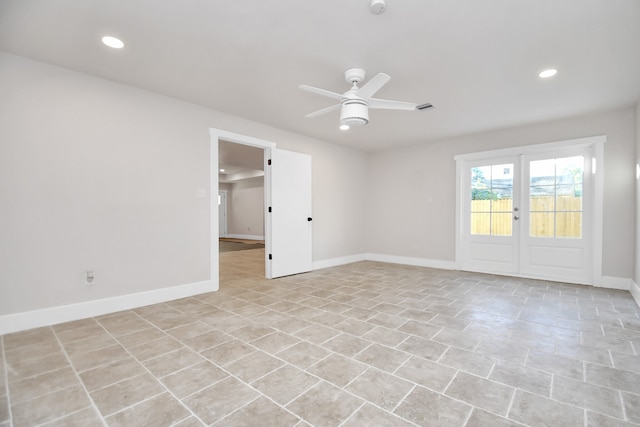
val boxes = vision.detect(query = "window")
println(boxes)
[470,163,513,236]
[529,156,583,238]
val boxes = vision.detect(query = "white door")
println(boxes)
[265,148,312,278]
[458,148,593,284]
[521,149,592,283]
[460,157,521,275]
[218,190,227,237]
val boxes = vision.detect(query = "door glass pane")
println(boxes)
[556,212,582,238]
[470,163,513,236]
[529,187,555,211]
[530,212,554,237]
[491,213,513,236]
[529,156,583,239]
[471,213,490,235]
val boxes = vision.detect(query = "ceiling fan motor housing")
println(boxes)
[340,99,369,126]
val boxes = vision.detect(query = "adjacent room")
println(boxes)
[1,1,640,426]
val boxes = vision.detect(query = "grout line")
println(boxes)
[618,390,628,421]
[50,326,108,427]
[505,385,518,422]
[583,408,588,427]
[335,401,367,427]
[207,395,263,426]
[461,405,475,426]
[442,369,460,395]
[390,383,416,414]
[608,349,616,368]
[94,313,209,426]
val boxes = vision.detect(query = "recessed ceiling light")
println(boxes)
[538,69,557,78]
[219,168,225,172]
[102,36,124,49]
[339,124,350,131]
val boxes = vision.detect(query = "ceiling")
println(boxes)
[218,140,264,181]
[1,0,639,152]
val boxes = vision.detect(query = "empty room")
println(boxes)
[1,1,640,426]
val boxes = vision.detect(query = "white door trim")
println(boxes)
[218,190,228,237]
[209,128,276,289]
[455,135,606,285]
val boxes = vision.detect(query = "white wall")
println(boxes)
[226,177,264,237]
[0,52,368,319]
[366,107,637,280]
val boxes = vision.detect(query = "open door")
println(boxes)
[265,147,312,278]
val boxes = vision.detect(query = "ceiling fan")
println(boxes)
[299,68,433,129]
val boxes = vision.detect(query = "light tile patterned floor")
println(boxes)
[2,248,640,426]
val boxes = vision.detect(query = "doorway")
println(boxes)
[210,128,313,289]
[455,136,605,285]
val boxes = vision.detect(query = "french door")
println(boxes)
[458,147,593,284]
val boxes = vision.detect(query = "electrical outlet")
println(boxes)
[85,270,95,285]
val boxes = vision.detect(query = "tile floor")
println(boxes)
[2,248,640,426]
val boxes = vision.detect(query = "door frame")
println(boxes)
[454,135,606,285]
[210,128,275,290]
[218,190,228,238]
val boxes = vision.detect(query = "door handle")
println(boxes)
[307,217,313,221]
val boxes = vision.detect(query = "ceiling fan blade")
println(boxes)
[305,103,342,118]
[368,97,418,111]
[356,73,390,99]
[299,84,345,101]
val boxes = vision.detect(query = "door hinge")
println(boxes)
[268,254,272,260]
[268,206,272,213]
[267,159,272,166]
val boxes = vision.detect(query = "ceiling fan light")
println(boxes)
[340,99,369,127]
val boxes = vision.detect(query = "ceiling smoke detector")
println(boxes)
[370,0,386,15]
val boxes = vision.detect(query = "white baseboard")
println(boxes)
[599,276,632,291]
[0,280,215,335]
[630,281,640,307]
[224,234,264,241]
[365,253,457,270]
[313,254,367,271]
[313,253,456,271]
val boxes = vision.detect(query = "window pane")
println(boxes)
[530,159,555,182]
[491,198,512,213]
[556,195,581,211]
[490,164,513,206]
[556,212,582,238]
[471,166,491,201]
[471,199,491,212]
[528,155,585,239]
[530,194,554,211]
[471,213,490,235]
[470,163,513,236]
[530,212,554,237]
[556,156,584,184]
[491,213,512,236]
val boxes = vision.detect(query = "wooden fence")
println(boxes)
[471,196,582,237]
